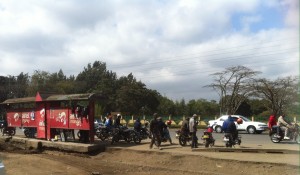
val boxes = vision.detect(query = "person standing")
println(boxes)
[149,113,161,149]
[189,114,198,148]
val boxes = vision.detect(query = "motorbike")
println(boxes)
[270,123,300,143]
[201,127,215,148]
[111,126,139,145]
[155,128,172,146]
[96,125,113,141]
[2,126,16,136]
[175,130,192,146]
[135,125,151,143]
[223,132,241,148]
[24,127,37,138]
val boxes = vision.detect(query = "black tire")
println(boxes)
[77,131,81,139]
[98,132,107,141]
[10,129,16,136]
[205,140,209,148]
[270,133,281,143]
[247,126,256,134]
[178,135,187,146]
[24,129,30,138]
[133,132,141,144]
[225,142,232,148]
[215,126,222,133]
[210,140,215,147]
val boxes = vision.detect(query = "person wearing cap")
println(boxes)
[149,113,161,149]
[189,114,198,148]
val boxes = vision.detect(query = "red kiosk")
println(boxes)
[1,92,105,143]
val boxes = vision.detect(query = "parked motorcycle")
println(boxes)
[175,130,191,146]
[24,127,37,138]
[135,124,151,143]
[96,125,113,141]
[270,123,300,143]
[201,127,215,148]
[2,127,16,136]
[111,126,139,145]
[223,133,241,148]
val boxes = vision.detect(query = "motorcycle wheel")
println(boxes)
[77,131,81,139]
[133,133,141,144]
[98,132,107,141]
[210,140,215,147]
[225,142,232,148]
[10,129,16,136]
[24,129,30,138]
[205,140,210,148]
[270,133,281,143]
[295,135,300,144]
[178,135,186,146]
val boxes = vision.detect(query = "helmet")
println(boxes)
[117,114,121,117]
[166,120,172,125]
[237,118,243,124]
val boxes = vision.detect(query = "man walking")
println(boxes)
[149,113,161,149]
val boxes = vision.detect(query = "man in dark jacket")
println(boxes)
[149,113,161,149]
[134,118,142,132]
[222,115,237,140]
[114,114,122,128]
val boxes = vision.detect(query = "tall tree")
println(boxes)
[206,66,260,115]
[251,76,298,116]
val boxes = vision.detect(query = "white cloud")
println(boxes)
[0,0,298,101]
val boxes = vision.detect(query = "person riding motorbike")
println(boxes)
[222,115,238,141]
[105,113,113,131]
[181,117,190,137]
[134,118,142,132]
[277,114,292,139]
[114,114,122,128]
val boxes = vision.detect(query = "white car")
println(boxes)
[208,115,268,134]
[0,161,5,175]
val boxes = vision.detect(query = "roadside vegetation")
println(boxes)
[0,61,298,122]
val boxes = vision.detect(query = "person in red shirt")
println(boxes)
[268,115,276,136]
[268,115,277,128]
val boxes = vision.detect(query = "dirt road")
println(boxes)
[0,142,298,175]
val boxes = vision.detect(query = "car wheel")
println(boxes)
[247,126,256,134]
[215,126,222,133]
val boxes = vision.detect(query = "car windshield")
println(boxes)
[240,116,250,121]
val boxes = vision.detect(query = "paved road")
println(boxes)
[14,127,299,150]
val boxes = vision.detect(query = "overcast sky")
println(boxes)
[0,0,298,101]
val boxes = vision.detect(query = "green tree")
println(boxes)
[206,66,260,115]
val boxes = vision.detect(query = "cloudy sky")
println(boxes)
[0,0,298,101]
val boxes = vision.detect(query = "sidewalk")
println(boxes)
[106,140,300,166]
[2,135,299,166]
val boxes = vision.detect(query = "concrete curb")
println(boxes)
[191,147,300,154]
[0,136,106,153]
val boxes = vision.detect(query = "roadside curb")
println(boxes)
[191,147,300,154]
